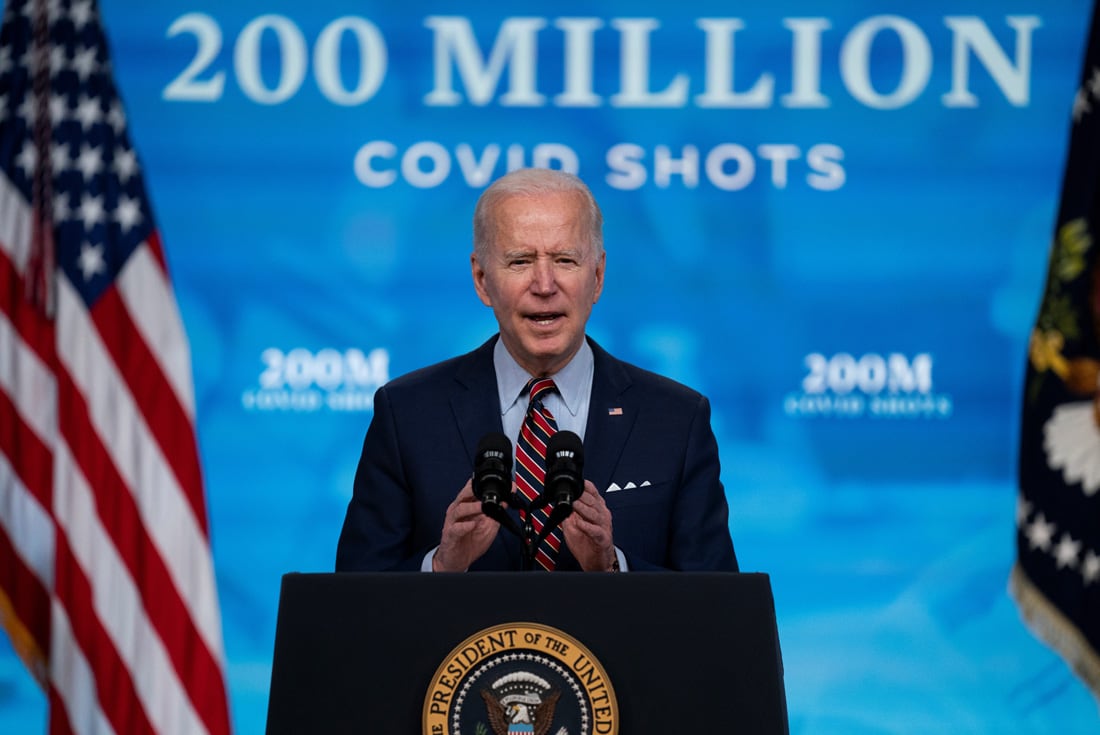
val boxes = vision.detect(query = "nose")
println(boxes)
[530,258,557,295]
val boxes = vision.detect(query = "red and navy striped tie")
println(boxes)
[515,378,562,570]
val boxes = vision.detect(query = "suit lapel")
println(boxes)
[583,339,636,496]
[449,336,504,463]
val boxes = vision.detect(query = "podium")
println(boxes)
[266,572,788,734]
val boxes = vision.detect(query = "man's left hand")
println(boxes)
[561,480,616,572]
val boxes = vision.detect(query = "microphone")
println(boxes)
[472,432,513,508]
[531,431,584,549]
[544,431,584,509]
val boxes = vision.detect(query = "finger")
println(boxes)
[452,499,492,524]
[452,479,484,506]
[570,480,603,509]
[570,490,608,523]
[563,509,610,539]
[456,478,476,499]
[565,501,598,528]
[566,495,611,533]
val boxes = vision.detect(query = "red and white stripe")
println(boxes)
[0,169,231,734]
[514,383,565,570]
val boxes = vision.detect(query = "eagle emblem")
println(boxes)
[480,671,562,735]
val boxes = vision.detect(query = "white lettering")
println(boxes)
[840,15,932,110]
[802,353,828,394]
[610,18,689,107]
[782,18,830,108]
[354,140,398,187]
[165,13,1041,110]
[654,145,700,188]
[802,352,935,395]
[454,144,502,187]
[859,355,887,394]
[603,142,846,192]
[163,13,225,102]
[283,347,315,390]
[757,143,800,188]
[423,16,547,106]
[888,353,932,393]
[789,352,949,419]
[784,393,867,417]
[942,15,1039,107]
[242,388,323,412]
[605,143,648,189]
[326,391,377,412]
[694,18,774,108]
[312,16,387,106]
[246,348,389,413]
[402,141,451,188]
[806,144,845,191]
[234,15,308,105]
[704,144,754,191]
[507,143,526,171]
[354,140,579,188]
[554,18,603,106]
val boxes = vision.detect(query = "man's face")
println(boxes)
[472,190,605,377]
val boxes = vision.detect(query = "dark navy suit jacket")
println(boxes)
[336,336,737,572]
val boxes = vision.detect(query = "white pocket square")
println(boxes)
[606,480,650,493]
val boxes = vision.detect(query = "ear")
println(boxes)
[471,252,493,307]
[592,250,606,303]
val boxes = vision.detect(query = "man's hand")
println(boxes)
[562,480,616,571]
[433,480,501,572]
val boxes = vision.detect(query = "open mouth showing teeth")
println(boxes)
[528,313,562,325]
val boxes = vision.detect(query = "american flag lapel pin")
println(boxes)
[608,407,623,416]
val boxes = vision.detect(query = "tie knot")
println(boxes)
[526,378,557,404]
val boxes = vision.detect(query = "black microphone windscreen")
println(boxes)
[544,431,584,506]
[476,432,513,466]
[546,430,584,466]
[473,432,513,505]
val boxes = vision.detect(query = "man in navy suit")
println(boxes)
[336,168,737,573]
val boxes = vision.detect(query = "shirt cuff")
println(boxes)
[421,547,437,572]
[614,546,628,572]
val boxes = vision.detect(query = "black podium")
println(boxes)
[266,572,787,734]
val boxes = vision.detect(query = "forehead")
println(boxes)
[491,190,588,246]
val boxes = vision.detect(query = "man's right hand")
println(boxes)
[432,479,501,572]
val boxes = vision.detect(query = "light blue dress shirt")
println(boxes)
[493,336,593,447]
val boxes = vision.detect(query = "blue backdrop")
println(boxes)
[2,0,1099,732]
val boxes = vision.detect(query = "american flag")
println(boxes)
[0,0,232,733]
[1013,0,1100,702]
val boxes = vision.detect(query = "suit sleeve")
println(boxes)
[335,385,432,571]
[623,394,738,572]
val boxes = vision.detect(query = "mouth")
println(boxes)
[526,312,564,327]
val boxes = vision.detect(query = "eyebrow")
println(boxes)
[500,247,586,260]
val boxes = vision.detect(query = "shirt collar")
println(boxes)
[494,337,593,419]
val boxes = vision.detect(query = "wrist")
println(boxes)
[432,550,454,573]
